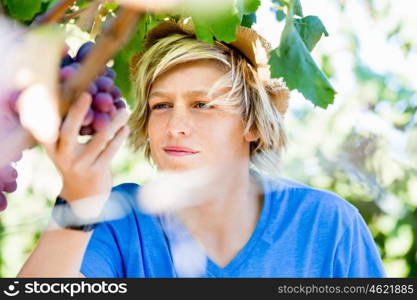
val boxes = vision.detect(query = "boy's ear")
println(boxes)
[244,129,259,143]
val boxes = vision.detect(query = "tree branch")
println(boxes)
[60,6,89,23]
[35,0,77,24]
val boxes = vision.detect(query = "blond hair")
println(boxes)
[128,33,289,177]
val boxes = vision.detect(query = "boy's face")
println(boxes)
[147,60,257,171]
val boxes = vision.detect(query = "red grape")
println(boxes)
[0,193,7,211]
[88,83,98,95]
[11,151,23,163]
[8,90,21,114]
[3,181,17,193]
[75,41,94,62]
[71,62,81,69]
[93,93,113,112]
[61,54,73,67]
[80,126,95,136]
[0,164,18,211]
[114,99,127,110]
[105,68,116,79]
[0,165,18,183]
[60,65,76,81]
[96,76,114,93]
[111,87,121,99]
[92,112,110,131]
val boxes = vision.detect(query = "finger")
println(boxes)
[58,93,92,154]
[77,109,130,165]
[41,140,58,158]
[93,125,130,167]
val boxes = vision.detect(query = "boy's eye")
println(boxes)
[151,103,170,110]
[194,102,211,109]
[151,102,212,110]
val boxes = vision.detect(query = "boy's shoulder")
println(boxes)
[263,175,359,225]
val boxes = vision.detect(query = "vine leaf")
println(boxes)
[189,1,241,44]
[293,0,303,17]
[272,0,302,21]
[242,0,260,14]
[269,13,336,108]
[240,0,259,27]
[176,0,257,44]
[113,14,161,105]
[294,15,329,52]
[271,0,286,21]
[241,13,256,28]
[5,0,43,21]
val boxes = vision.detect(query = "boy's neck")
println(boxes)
[176,166,263,267]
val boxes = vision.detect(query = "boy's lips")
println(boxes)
[163,146,199,156]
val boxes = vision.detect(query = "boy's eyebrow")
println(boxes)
[148,88,211,99]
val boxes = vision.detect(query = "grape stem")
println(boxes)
[90,5,111,40]
[271,3,287,12]
[60,6,89,23]
[285,0,295,25]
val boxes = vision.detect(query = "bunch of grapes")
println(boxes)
[60,41,127,136]
[0,154,21,211]
[0,92,23,211]
[0,42,127,211]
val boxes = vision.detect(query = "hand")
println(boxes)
[40,93,130,216]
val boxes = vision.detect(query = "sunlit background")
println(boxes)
[1,0,416,277]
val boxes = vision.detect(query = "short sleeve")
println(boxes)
[80,183,140,278]
[80,222,124,278]
[333,211,386,277]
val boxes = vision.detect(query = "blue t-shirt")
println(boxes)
[80,174,386,278]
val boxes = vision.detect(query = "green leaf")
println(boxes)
[113,16,148,106]
[210,11,241,42]
[113,14,162,106]
[176,0,242,44]
[5,0,43,21]
[294,15,329,52]
[242,0,260,14]
[241,13,256,28]
[76,0,92,9]
[272,0,286,6]
[45,0,59,10]
[275,10,286,22]
[269,17,336,108]
[193,3,241,44]
[102,1,119,12]
[113,54,134,105]
[193,20,215,44]
[272,0,302,17]
[271,0,286,21]
[294,0,303,17]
